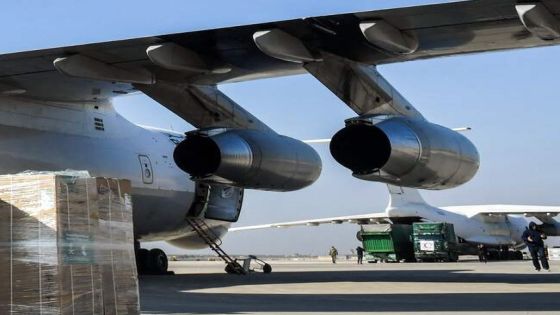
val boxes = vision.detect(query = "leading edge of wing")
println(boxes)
[0,1,460,59]
[2,0,559,112]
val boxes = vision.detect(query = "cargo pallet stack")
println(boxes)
[0,172,140,314]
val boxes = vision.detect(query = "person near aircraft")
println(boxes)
[356,246,364,264]
[477,244,488,263]
[329,246,338,264]
[522,222,550,271]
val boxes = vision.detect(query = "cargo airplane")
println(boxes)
[0,1,560,273]
[231,185,560,255]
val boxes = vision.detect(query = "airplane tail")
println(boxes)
[385,185,430,217]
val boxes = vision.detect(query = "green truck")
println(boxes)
[359,224,414,263]
[413,222,459,262]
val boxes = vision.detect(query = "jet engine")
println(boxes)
[330,116,479,190]
[173,129,322,191]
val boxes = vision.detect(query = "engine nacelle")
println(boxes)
[174,129,322,191]
[330,116,479,190]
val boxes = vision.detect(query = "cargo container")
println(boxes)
[413,222,459,262]
[360,224,414,262]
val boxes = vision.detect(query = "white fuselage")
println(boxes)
[0,96,228,247]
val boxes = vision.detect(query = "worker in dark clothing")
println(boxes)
[329,246,338,264]
[522,222,550,271]
[356,246,364,264]
[477,244,488,263]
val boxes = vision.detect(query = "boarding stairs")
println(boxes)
[186,218,246,274]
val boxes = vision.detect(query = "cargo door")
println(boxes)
[138,155,154,184]
[186,183,244,222]
[204,184,244,222]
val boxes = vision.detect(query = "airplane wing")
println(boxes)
[462,205,560,224]
[229,212,390,232]
[1,0,559,127]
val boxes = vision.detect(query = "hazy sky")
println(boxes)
[2,1,560,255]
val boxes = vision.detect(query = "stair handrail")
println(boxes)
[190,218,223,246]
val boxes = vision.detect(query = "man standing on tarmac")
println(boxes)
[356,246,364,264]
[329,246,338,264]
[477,244,488,263]
[522,222,550,272]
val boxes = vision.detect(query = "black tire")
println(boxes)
[136,248,150,274]
[148,248,168,274]
[510,250,523,260]
[225,263,237,274]
[487,250,499,261]
[262,263,272,274]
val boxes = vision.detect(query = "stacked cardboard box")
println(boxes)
[0,173,139,314]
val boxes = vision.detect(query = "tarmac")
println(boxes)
[140,258,560,315]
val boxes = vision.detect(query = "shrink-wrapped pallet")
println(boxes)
[0,173,139,314]
[96,178,139,315]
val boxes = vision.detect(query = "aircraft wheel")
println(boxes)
[148,248,169,274]
[487,250,499,261]
[136,248,150,274]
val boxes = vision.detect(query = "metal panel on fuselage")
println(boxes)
[440,207,527,246]
[0,96,199,241]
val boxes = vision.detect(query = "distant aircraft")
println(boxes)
[230,185,560,254]
[0,1,559,273]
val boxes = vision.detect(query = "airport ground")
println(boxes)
[139,258,560,315]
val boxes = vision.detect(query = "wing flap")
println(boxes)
[468,205,560,223]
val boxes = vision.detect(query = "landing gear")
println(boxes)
[498,245,510,260]
[136,248,150,274]
[135,241,169,275]
[486,246,524,261]
[147,248,169,274]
